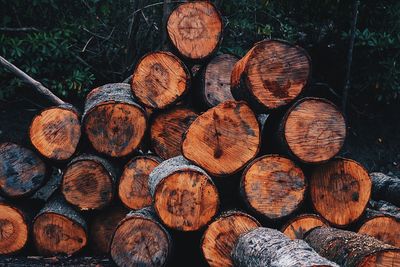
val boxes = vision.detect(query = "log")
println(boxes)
[0,199,29,255]
[61,154,116,211]
[370,172,400,206]
[89,205,128,255]
[118,155,161,210]
[30,167,62,203]
[29,104,81,161]
[110,207,172,267]
[197,54,238,108]
[149,156,219,231]
[201,210,260,267]
[305,227,400,266]
[281,214,328,240]
[0,256,114,267]
[231,39,311,112]
[232,227,339,267]
[241,155,306,220]
[182,100,260,177]
[310,158,371,227]
[82,83,147,157]
[279,97,346,163]
[150,106,198,159]
[167,1,222,61]
[369,199,400,216]
[0,142,46,198]
[131,51,190,109]
[33,196,87,256]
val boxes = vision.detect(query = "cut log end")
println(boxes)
[281,214,328,240]
[0,143,46,198]
[0,203,28,255]
[118,156,161,210]
[150,107,198,159]
[242,155,306,220]
[30,106,81,160]
[201,211,260,267]
[182,100,260,176]
[131,51,190,109]
[310,158,371,226]
[358,215,400,247]
[167,1,222,60]
[231,40,311,110]
[283,98,346,163]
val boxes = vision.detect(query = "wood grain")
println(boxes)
[281,214,328,240]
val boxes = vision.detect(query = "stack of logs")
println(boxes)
[0,1,399,267]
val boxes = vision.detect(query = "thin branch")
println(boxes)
[342,0,360,114]
[131,1,184,17]
[0,27,39,32]
[0,56,65,105]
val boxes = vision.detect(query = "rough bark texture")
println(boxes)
[305,227,400,267]
[310,158,371,226]
[369,199,400,217]
[201,210,260,267]
[182,100,260,177]
[0,256,114,267]
[167,1,223,61]
[232,227,339,267]
[370,172,400,206]
[281,214,328,240]
[241,155,306,220]
[0,142,46,198]
[33,195,87,256]
[30,167,62,203]
[83,83,147,157]
[149,156,219,231]
[131,51,190,109]
[62,154,116,211]
[29,104,81,161]
[231,39,311,112]
[111,206,172,267]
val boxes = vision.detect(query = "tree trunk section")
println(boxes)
[118,155,161,210]
[33,196,87,256]
[231,39,311,112]
[201,210,260,267]
[305,227,400,267]
[111,207,172,267]
[281,214,328,240]
[149,156,219,231]
[82,83,147,158]
[0,142,46,198]
[310,158,371,227]
[167,1,222,61]
[369,199,400,216]
[182,100,260,177]
[241,155,306,220]
[232,227,339,267]
[150,106,198,159]
[370,172,400,207]
[131,51,190,109]
[29,104,81,161]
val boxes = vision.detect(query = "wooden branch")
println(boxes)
[0,56,65,105]
[0,27,39,32]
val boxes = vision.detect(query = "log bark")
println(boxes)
[167,1,222,61]
[82,83,147,157]
[61,154,116,211]
[33,196,87,256]
[0,142,46,198]
[30,167,62,203]
[0,256,114,267]
[370,172,400,206]
[118,155,161,210]
[29,104,81,161]
[150,106,198,159]
[281,214,328,240]
[241,155,306,220]
[305,227,400,267]
[369,199,400,216]
[310,158,371,227]
[149,156,219,231]
[111,206,172,267]
[131,51,190,109]
[201,210,260,267]
[182,100,260,177]
[279,97,346,163]
[232,227,339,267]
[231,39,311,112]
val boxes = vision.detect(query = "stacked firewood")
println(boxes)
[0,2,399,267]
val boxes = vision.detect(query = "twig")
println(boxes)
[0,56,65,105]
[342,0,360,114]
[0,27,39,32]
[131,1,184,17]
[81,36,94,52]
